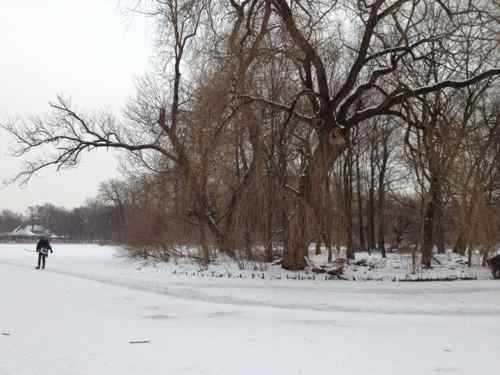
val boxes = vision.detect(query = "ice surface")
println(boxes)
[1,243,499,375]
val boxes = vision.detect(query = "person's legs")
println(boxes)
[36,253,42,269]
[41,254,46,269]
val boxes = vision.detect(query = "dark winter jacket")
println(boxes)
[36,238,53,255]
[487,254,500,279]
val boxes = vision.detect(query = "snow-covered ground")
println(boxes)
[123,245,495,281]
[1,243,499,375]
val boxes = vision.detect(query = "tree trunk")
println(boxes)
[344,149,355,260]
[315,228,322,255]
[434,180,445,254]
[327,244,333,263]
[421,175,440,267]
[355,150,366,252]
[377,186,386,258]
[282,198,307,270]
[199,221,210,266]
[244,226,253,261]
[367,144,376,254]
[282,129,346,270]
[421,205,434,268]
[377,134,389,258]
[264,185,274,262]
[454,226,467,255]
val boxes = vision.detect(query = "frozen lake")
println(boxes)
[1,243,499,375]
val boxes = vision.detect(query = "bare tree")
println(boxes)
[3,0,500,269]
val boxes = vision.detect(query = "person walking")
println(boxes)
[487,254,500,279]
[35,236,53,269]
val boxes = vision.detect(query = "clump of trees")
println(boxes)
[3,0,500,269]
[0,210,24,233]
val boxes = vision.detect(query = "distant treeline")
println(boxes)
[0,198,123,243]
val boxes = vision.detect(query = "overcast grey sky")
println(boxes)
[0,1,154,213]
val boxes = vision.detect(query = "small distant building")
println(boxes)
[0,224,64,243]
